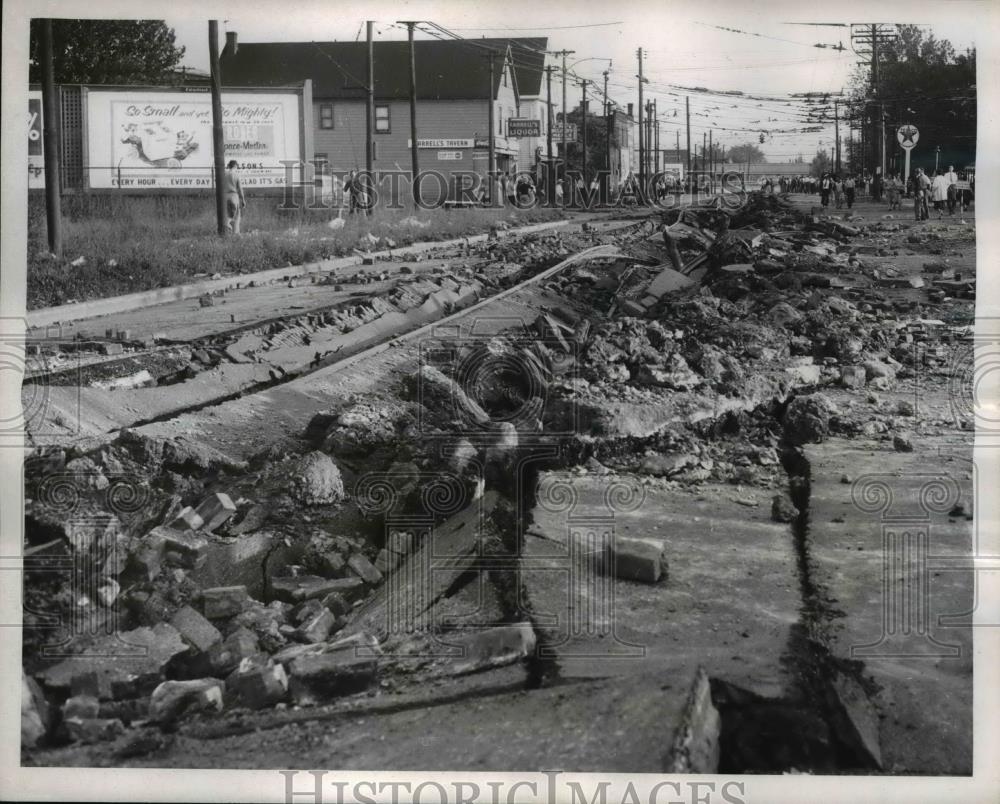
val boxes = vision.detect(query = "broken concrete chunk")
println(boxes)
[149,678,225,724]
[448,623,537,674]
[839,366,867,389]
[167,506,204,532]
[412,364,490,426]
[170,605,223,653]
[36,623,188,700]
[62,694,100,721]
[287,653,378,706]
[609,536,668,584]
[22,672,50,749]
[347,553,383,586]
[272,574,367,604]
[200,627,260,677]
[893,433,914,452]
[195,492,238,533]
[156,527,209,570]
[64,717,126,744]
[202,586,252,619]
[374,548,400,576]
[227,656,289,710]
[288,452,345,505]
[771,494,798,523]
[321,591,351,618]
[297,608,338,644]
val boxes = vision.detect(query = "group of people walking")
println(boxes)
[817,173,858,210]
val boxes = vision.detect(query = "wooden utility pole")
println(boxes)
[365,21,375,214]
[834,100,841,174]
[708,129,713,192]
[545,65,555,205]
[400,21,420,205]
[487,51,497,203]
[40,18,62,254]
[685,96,691,190]
[580,80,589,186]
[553,49,574,205]
[637,47,644,195]
[654,99,660,175]
[208,20,227,237]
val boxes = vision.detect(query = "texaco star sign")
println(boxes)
[897,124,920,149]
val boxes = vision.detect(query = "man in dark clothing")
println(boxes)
[819,173,832,207]
[843,174,856,209]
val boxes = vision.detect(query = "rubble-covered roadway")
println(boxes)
[22,192,974,774]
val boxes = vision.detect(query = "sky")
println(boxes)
[32,0,988,163]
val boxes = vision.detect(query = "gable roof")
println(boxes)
[221,39,522,102]
[473,38,547,97]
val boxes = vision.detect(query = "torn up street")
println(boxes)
[15,10,982,783]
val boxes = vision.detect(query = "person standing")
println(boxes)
[833,174,844,209]
[915,168,931,221]
[224,160,246,234]
[944,164,959,215]
[819,172,832,207]
[931,169,949,218]
[844,174,856,209]
[346,169,365,214]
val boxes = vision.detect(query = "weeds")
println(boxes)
[26,194,565,309]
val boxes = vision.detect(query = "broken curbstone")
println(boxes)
[347,553,383,586]
[296,608,338,644]
[271,575,366,604]
[167,507,204,532]
[227,656,288,710]
[156,527,209,570]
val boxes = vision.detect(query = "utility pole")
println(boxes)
[654,99,660,174]
[40,18,62,254]
[685,96,691,192]
[486,50,497,204]
[553,49,575,205]
[708,129,713,193]
[602,69,610,116]
[581,80,589,187]
[366,21,374,214]
[400,21,420,205]
[834,100,840,173]
[637,47,645,196]
[208,20,227,237]
[603,66,611,202]
[702,132,706,178]
[545,65,555,205]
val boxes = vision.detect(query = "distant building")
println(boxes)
[221,33,551,201]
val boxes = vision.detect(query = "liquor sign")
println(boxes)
[86,89,302,189]
[507,119,541,138]
[28,90,44,188]
[551,122,578,141]
[408,138,473,149]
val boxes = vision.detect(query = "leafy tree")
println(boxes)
[810,149,832,177]
[29,19,185,85]
[725,143,767,165]
[845,25,975,173]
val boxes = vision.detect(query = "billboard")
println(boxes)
[85,89,301,189]
[28,90,44,189]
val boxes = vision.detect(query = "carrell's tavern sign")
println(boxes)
[407,138,473,149]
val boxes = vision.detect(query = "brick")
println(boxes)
[167,506,204,532]
[149,679,225,724]
[170,605,222,653]
[195,492,238,533]
[297,608,337,644]
[227,657,288,710]
[347,553,383,586]
[125,531,166,581]
[288,653,378,705]
[609,537,668,584]
[374,548,400,575]
[202,586,251,619]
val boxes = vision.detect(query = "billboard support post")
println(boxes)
[209,20,227,236]
[40,18,62,256]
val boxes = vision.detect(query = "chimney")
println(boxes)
[225,31,238,55]
[627,103,633,117]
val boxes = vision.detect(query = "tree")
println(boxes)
[29,19,185,85]
[726,143,767,165]
[809,149,832,178]
[845,25,975,173]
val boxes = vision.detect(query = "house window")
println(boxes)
[319,104,334,129]
[375,105,390,133]
[498,106,503,136]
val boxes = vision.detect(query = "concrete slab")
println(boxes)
[522,475,802,699]
[803,435,973,774]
